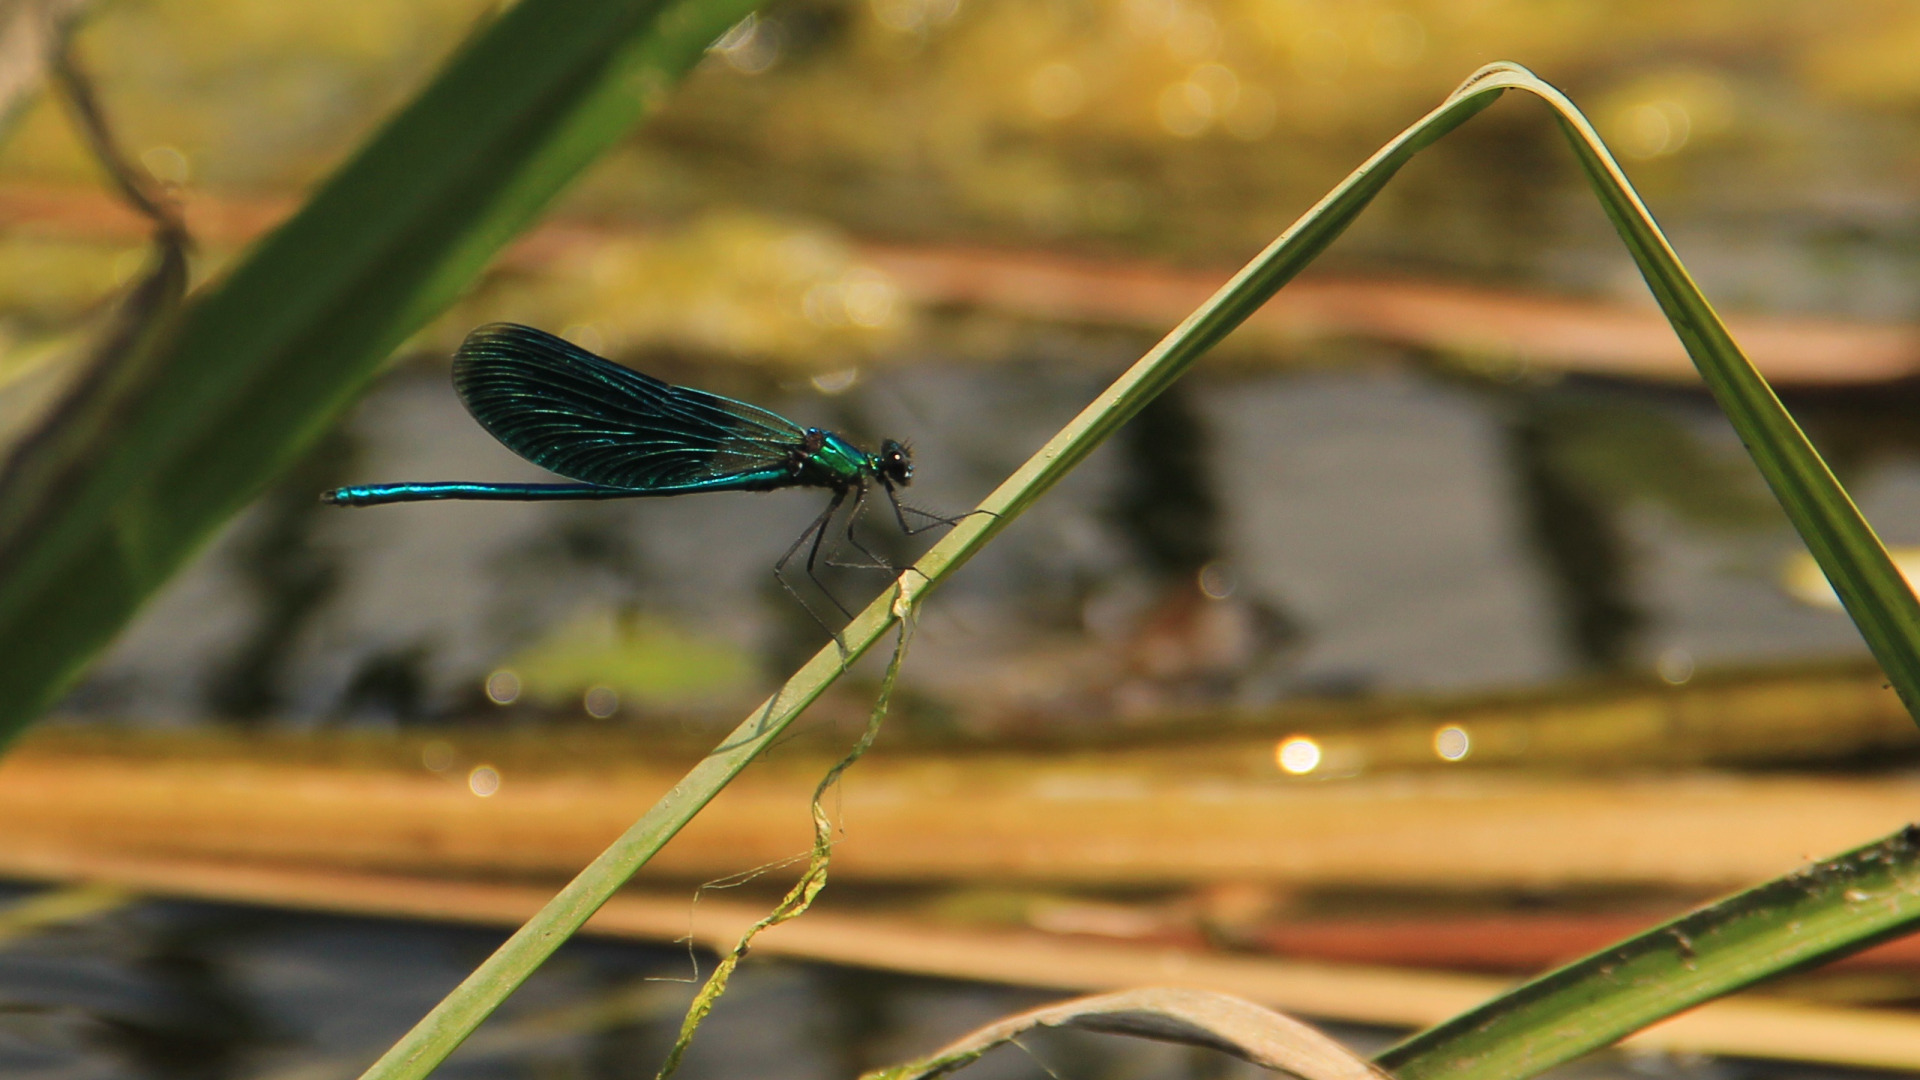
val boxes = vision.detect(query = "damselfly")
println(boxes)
[324,323,950,625]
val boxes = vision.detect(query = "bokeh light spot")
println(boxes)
[811,368,859,394]
[711,13,781,75]
[1158,81,1212,137]
[871,0,960,34]
[1165,8,1220,61]
[842,269,896,327]
[584,685,620,719]
[1197,560,1236,600]
[1618,101,1690,158]
[1277,736,1322,775]
[485,669,521,705]
[1190,63,1239,114]
[140,145,190,185]
[468,765,501,797]
[560,323,605,355]
[1658,647,1695,686]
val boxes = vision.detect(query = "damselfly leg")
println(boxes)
[825,483,896,572]
[883,480,993,539]
[775,482,975,648]
[774,486,855,640]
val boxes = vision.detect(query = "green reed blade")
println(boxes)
[359,62,1920,1080]
[1358,62,1920,1078]
[0,0,762,745]
[1378,827,1920,1080]
[346,67,1512,1080]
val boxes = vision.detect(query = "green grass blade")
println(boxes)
[0,0,761,743]
[360,63,1920,1079]
[1507,64,1920,723]
[347,71,1517,1080]
[1377,827,1920,1080]
[1362,62,1920,1077]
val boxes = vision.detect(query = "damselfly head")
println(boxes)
[877,439,913,486]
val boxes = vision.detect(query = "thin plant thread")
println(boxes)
[653,618,913,1080]
[658,849,816,989]
[1010,1035,1071,1080]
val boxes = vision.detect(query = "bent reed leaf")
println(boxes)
[863,987,1389,1080]
[1505,64,1920,724]
[1359,62,1920,1078]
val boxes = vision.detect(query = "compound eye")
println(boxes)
[878,440,912,483]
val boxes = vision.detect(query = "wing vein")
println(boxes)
[451,324,807,492]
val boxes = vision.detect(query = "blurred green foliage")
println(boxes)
[0,0,769,740]
[505,611,756,709]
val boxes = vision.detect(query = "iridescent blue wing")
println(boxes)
[452,324,805,492]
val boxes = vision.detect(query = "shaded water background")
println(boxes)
[40,257,1920,1080]
[70,349,1920,728]
[16,4,1920,1073]
[0,886,1884,1080]
[37,345,1920,1080]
